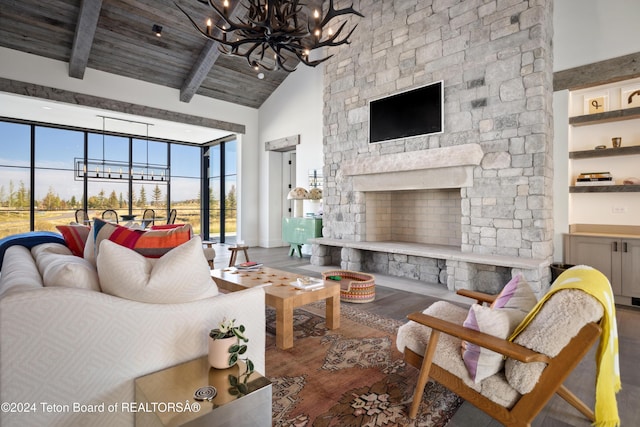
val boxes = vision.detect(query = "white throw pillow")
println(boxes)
[97,236,218,303]
[31,243,101,292]
[461,274,537,383]
[83,227,96,266]
[461,304,529,383]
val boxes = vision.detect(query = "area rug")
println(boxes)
[265,302,463,426]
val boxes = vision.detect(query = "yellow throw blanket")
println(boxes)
[509,265,620,427]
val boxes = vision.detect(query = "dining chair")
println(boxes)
[141,209,155,228]
[75,209,89,224]
[101,209,118,224]
[167,209,177,225]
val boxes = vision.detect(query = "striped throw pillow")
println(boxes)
[93,218,192,258]
[56,224,91,257]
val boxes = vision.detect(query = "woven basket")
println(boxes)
[322,269,376,303]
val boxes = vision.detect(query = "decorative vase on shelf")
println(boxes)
[208,335,237,369]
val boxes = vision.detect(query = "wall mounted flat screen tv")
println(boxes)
[369,80,443,143]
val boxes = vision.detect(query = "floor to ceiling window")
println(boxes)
[170,143,202,235]
[208,138,237,243]
[0,122,32,235]
[0,119,233,240]
[34,127,85,231]
[87,133,130,220]
[131,137,169,223]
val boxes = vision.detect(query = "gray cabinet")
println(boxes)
[564,234,640,304]
[620,239,640,298]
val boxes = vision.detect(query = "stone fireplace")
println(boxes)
[345,144,482,247]
[365,189,462,247]
[310,0,555,295]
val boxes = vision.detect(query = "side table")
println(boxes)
[282,217,322,257]
[135,357,271,427]
[228,245,250,267]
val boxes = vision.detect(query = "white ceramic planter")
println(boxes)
[208,336,237,369]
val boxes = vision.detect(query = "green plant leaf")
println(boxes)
[228,375,238,387]
[229,344,241,353]
[246,359,254,374]
[229,353,238,366]
[233,329,248,341]
[238,383,248,395]
[238,345,247,355]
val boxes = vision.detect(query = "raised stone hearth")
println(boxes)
[312,0,554,296]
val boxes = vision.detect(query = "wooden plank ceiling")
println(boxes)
[0,0,322,108]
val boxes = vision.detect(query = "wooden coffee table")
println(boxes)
[211,267,340,349]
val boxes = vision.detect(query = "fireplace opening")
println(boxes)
[364,188,461,247]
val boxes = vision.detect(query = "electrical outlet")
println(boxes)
[612,206,628,214]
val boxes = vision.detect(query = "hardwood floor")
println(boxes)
[212,243,640,426]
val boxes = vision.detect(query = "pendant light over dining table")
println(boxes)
[75,116,169,183]
[176,0,364,72]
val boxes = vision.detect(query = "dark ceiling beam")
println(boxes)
[69,0,104,79]
[179,1,244,103]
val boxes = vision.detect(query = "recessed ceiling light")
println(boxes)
[257,73,264,80]
[152,24,163,37]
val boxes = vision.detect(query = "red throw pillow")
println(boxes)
[56,224,91,257]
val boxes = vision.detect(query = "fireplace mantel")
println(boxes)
[341,144,484,191]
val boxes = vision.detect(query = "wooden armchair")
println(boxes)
[397,286,605,427]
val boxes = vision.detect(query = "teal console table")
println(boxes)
[282,217,322,257]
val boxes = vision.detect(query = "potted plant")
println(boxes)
[208,318,254,374]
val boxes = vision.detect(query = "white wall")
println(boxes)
[552,0,640,261]
[257,65,324,247]
[552,90,569,262]
[553,0,640,71]
[0,47,261,246]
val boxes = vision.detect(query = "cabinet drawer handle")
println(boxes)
[623,242,628,253]
[613,241,618,252]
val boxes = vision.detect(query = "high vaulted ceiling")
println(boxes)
[0,0,322,109]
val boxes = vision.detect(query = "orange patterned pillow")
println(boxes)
[56,224,91,257]
[93,219,192,258]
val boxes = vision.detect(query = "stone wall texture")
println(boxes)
[320,0,555,292]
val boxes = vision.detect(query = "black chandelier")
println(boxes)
[177,0,363,72]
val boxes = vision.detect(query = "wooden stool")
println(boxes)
[228,245,250,267]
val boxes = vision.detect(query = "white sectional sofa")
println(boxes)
[0,234,265,427]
